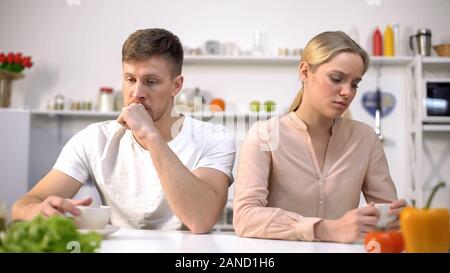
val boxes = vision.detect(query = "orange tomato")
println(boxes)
[364,230,404,253]
[210,98,225,112]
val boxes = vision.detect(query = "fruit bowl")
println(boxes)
[433,44,450,57]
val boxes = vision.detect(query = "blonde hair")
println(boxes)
[288,31,369,117]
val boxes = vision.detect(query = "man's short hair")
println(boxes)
[122,28,183,77]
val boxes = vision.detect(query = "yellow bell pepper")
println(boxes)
[400,182,449,253]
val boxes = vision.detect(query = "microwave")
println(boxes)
[423,79,450,123]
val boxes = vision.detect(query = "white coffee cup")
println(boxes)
[375,203,396,229]
[73,205,111,230]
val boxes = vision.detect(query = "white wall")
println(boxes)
[1,0,450,205]
[1,0,450,110]
[0,110,30,209]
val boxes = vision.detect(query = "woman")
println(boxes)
[233,31,406,243]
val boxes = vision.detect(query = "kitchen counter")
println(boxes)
[99,229,366,253]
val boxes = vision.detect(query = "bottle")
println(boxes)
[392,23,401,56]
[384,25,394,56]
[97,87,113,112]
[373,27,383,56]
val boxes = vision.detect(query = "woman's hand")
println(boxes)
[386,199,407,230]
[315,203,380,243]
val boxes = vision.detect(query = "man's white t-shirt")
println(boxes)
[53,115,236,230]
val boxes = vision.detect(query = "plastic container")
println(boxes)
[97,87,113,112]
[392,23,401,56]
[373,28,383,56]
[384,25,395,56]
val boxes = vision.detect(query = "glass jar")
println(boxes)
[97,87,113,112]
[54,94,65,110]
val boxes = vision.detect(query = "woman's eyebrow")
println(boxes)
[329,70,362,81]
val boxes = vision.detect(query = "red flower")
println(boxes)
[6,52,14,63]
[0,51,33,73]
[13,52,23,64]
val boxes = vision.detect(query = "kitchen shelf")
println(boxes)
[407,55,450,207]
[190,111,279,119]
[184,55,413,66]
[421,56,450,64]
[423,124,450,132]
[31,110,121,117]
[370,56,413,66]
[184,55,300,65]
[30,109,279,119]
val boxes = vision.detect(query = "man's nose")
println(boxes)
[132,81,146,101]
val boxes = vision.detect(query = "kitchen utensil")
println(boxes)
[374,68,384,141]
[205,40,221,55]
[175,87,205,112]
[409,29,432,56]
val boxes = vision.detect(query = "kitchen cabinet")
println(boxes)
[407,56,450,207]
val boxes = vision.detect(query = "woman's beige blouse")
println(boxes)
[233,112,397,241]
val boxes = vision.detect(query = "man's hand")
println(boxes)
[32,196,93,218]
[117,103,158,144]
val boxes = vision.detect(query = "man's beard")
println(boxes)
[149,101,170,122]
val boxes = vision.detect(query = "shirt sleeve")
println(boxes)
[233,121,321,242]
[195,126,236,182]
[53,125,94,184]
[362,132,398,203]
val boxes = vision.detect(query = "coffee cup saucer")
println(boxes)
[78,224,119,237]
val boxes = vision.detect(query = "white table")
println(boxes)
[99,229,366,253]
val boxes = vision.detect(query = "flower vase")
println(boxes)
[0,70,24,108]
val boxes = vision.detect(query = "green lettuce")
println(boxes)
[0,215,102,253]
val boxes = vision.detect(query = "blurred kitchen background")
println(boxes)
[1,0,450,231]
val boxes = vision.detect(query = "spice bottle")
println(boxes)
[97,87,113,112]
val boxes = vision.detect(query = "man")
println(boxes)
[12,28,236,233]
